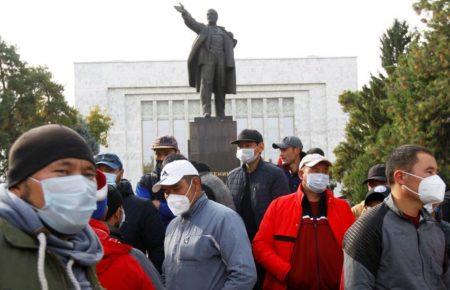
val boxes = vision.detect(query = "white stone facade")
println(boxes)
[74,57,357,185]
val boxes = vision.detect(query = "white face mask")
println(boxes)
[166,180,193,216]
[30,175,97,235]
[236,148,257,164]
[104,172,117,185]
[402,171,446,206]
[306,173,330,193]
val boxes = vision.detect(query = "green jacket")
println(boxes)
[0,217,103,290]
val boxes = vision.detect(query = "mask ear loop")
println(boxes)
[185,179,197,203]
[401,171,423,196]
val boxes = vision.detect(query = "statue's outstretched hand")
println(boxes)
[174,3,185,13]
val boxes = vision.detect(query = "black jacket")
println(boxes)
[227,159,290,229]
[117,179,165,273]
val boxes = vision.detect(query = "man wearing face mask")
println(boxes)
[343,145,450,289]
[0,124,104,289]
[136,135,179,226]
[95,153,165,273]
[155,160,257,290]
[227,129,290,242]
[253,153,355,290]
[89,183,164,290]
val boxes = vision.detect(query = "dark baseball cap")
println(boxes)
[152,135,178,150]
[272,136,303,149]
[231,129,263,145]
[365,185,390,204]
[306,147,325,156]
[363,164,387,184]
[95,153,123,170]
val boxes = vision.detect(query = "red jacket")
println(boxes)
[89,219,155,290]
[252,186,355,290]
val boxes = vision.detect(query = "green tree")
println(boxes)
[73,117,100,155]
[335,0,449,203]
[86,105,113,147]
[334,20,412,202]
[384,0,449,183]
[0,37,112,176]
[381,19,412,74]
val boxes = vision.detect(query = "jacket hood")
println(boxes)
[89,219,131,274]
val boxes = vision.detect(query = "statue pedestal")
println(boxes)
[188,116,239,181]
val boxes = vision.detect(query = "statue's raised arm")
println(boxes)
[173,4,236,118]
[174,3,205,34]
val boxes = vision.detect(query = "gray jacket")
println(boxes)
[343,194,450,289]
[163,194,256,290]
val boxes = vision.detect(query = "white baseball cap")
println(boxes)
[152,160,199,192]
[299,153,332,169]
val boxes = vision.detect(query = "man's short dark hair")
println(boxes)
[386,144,434,184]
[306,147,325,156]
[162,153,187,168]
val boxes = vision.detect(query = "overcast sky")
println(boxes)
[0,0,421,105]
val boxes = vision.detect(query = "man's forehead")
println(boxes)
[49,158,95,169]
[162,180,184,189]
[415,152,438,169]
[238,141,257,146]
[154,148,174,153]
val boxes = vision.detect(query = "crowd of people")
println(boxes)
[0,124,449,290]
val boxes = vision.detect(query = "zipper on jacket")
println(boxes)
[416,227,428,288]
[171,219,185,288]
[314,220,321,289]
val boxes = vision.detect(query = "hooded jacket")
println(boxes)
[253,186,355,290]
[89,219,159,290]
[0,185,103,290]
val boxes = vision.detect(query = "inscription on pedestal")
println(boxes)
[188,117,239,182]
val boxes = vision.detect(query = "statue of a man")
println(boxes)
[174,4,237,118]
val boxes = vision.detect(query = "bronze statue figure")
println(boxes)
[174,3,237,118]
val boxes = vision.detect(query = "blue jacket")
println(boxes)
[136,169,175,226]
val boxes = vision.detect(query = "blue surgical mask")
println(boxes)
[30,175,97,235]
[306,173,330,193]
[104,172,117,185]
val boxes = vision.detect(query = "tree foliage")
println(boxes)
[0,37,112,177]
[335,0,449,203]
[86,105,113,147]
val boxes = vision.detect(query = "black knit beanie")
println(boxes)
[7,124,95,188]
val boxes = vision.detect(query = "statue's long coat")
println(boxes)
[182,12,237,94]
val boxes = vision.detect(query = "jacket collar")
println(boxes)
[241,157,264,173]
[0,217,38,249]
[384,194,434,221]
[295,184,334,207]
[182,193,208,219]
